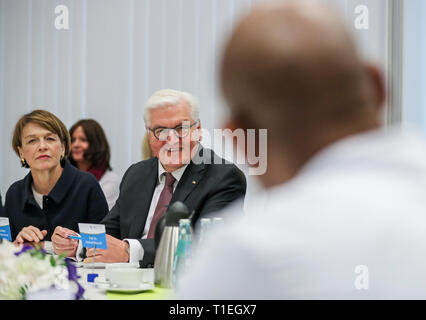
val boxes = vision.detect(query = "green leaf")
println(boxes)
[50,255,56,266]
[20,285,28,299]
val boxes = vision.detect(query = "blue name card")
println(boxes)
[78,223,107,249]
[0,217,12,242]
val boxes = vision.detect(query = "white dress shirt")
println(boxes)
[125,162,188,263]
[178,127,426,299]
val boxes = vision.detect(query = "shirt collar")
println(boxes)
[157,161,188,184]
[296,127,402,177]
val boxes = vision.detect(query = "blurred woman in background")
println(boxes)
[141,132,153,160]
[0,192,3,216]
[3,110,108,255]
[69,119,120,210]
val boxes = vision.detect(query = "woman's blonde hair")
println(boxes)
[141,132,153,160]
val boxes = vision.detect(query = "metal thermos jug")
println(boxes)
[153,201,191,288]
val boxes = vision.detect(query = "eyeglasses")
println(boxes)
[148,120,199,141]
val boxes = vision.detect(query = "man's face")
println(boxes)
[147,101,201,172]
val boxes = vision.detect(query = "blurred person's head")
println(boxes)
[221,0,385,188]
[12,109,71,172]
[144,89,202,172]
[69,119,112,171]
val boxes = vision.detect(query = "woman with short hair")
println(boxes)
[3,110,108,256]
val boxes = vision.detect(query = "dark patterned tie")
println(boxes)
[147,172,176,238]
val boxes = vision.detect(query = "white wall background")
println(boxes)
[403,0,426,134]
[0,0,391,203]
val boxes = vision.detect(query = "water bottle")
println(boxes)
[212,217,224,227]
[197,218,212,250]
[172,219,192,289]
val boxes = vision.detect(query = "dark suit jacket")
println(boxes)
[2,161,109,241]
[101,147,247,267]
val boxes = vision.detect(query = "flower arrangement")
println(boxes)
[0,239,84,300]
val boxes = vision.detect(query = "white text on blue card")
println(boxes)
[0,217,12,242]
[78,223,107,249]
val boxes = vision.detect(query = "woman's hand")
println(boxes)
[14,226,47,247]
[51,226,79,257]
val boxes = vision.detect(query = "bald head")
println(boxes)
[221,0,383,138]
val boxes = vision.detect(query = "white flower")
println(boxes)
[0,240,81,300]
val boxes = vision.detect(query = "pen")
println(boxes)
[68,235,82,240]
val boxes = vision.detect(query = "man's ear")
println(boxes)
[365,63,385,111]
[224,118,244,132]
[190,120,202,142]
[224,118,249,160]
[197,120,202,141]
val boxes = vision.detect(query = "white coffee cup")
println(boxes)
[106,268,144,288]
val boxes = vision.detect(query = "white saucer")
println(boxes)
[106,283,154,293]
[83,262,106,269]
[82,262,140,269]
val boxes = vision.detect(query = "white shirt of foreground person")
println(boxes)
[177,127,426,299]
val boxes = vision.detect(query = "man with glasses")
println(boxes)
[53,89,246,267]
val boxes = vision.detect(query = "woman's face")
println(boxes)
[18,122,65,172]
[71,126,89,163]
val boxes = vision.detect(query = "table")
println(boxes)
[76,265,174,300]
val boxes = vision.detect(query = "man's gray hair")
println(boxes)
[143,89,200,127]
